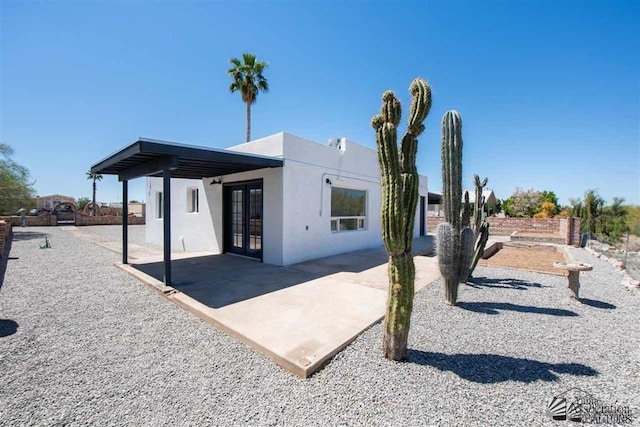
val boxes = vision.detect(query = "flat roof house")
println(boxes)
[92,131,428,282]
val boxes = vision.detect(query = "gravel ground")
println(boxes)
[587,242,640,282]
[71,224,150,247]
[1,227,639,426]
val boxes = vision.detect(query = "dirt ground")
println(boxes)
[515,232,561,238]
[478,246,567,275]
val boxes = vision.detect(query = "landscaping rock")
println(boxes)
[1,227,638,425]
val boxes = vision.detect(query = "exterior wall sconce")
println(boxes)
[210,177,223,185]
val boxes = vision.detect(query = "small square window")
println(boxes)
[187,188,199,213]
[340,218,358,231]
[156,192,163,219]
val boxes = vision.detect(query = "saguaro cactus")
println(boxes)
[437,111,474,305]
[468,174,490,279]
[372,78,431,360]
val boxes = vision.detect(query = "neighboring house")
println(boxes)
[432,189,498,217]
[36,194,75,211]
[465,189,498,213]
[128,202,146,218]
[100,202,146,217]
[144,132,429,266]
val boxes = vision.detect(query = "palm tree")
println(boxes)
[86,171,102,216]
[227,53,269,142]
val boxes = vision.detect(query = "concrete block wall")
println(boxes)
[0,214,145,227]
[487,218,559,235]
[75,214,145,226]
[426,216,581,245]
[0,215,56,226]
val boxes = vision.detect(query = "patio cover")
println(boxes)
[91,137,283,285]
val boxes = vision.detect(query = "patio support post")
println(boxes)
[122,180,128,264]
[163,168,171,285]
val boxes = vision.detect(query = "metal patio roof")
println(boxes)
[91,137,283,181]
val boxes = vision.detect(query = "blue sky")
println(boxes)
[2,0,639,207]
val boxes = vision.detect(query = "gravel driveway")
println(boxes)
[1,226,638,425]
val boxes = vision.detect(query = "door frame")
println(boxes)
[419,195,426,236]
[223,179,263,261]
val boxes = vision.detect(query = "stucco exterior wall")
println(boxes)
[147,132,427,266]
[146,178,219,253]
[227,133,285,157]
[277,133,427,265]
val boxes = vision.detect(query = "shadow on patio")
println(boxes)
[134,254,318,308]
[132,236,434,309]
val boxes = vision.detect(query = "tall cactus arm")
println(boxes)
[441,111,463,229]
[472,174,488,235]
[462,191,471,228]
[376,122,403,255]
[468,222,490,279]
[458,227,475,282]
[407,78,431,136]
[382,90,401,127]
[437,222,458,278]
[400,79,431,249]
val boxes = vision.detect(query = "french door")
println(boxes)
[224,180,263,260]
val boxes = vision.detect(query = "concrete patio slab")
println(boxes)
[66,226,214,262]
[115,236,439,377]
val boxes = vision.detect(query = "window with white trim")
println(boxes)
[330,187,367,232]
[187,187,199,213]
[156,192,163,219]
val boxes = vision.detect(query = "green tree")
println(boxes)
[570,190,630,241]
[77,197,91,210]
[600,197,628,240]
[227,53,269,142]
[86,171,103,216]
[503,188,541,217]
[534,201,559,218]
[0,143,35,214]
[568,197,583,217]
[540,190,559,208]
[488,198,502,215]
[582,189,605,234]
[625,205,640,236]
[503,188,560,218]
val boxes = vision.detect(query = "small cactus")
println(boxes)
[437,110,473,305]
[472,174,488,234]
[372,78,431,361]
[468,174,490,279]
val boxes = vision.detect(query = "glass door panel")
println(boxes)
[232,189,243,249]
[248,188,262,252]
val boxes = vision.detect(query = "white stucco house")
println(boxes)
[143,132,429,266]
